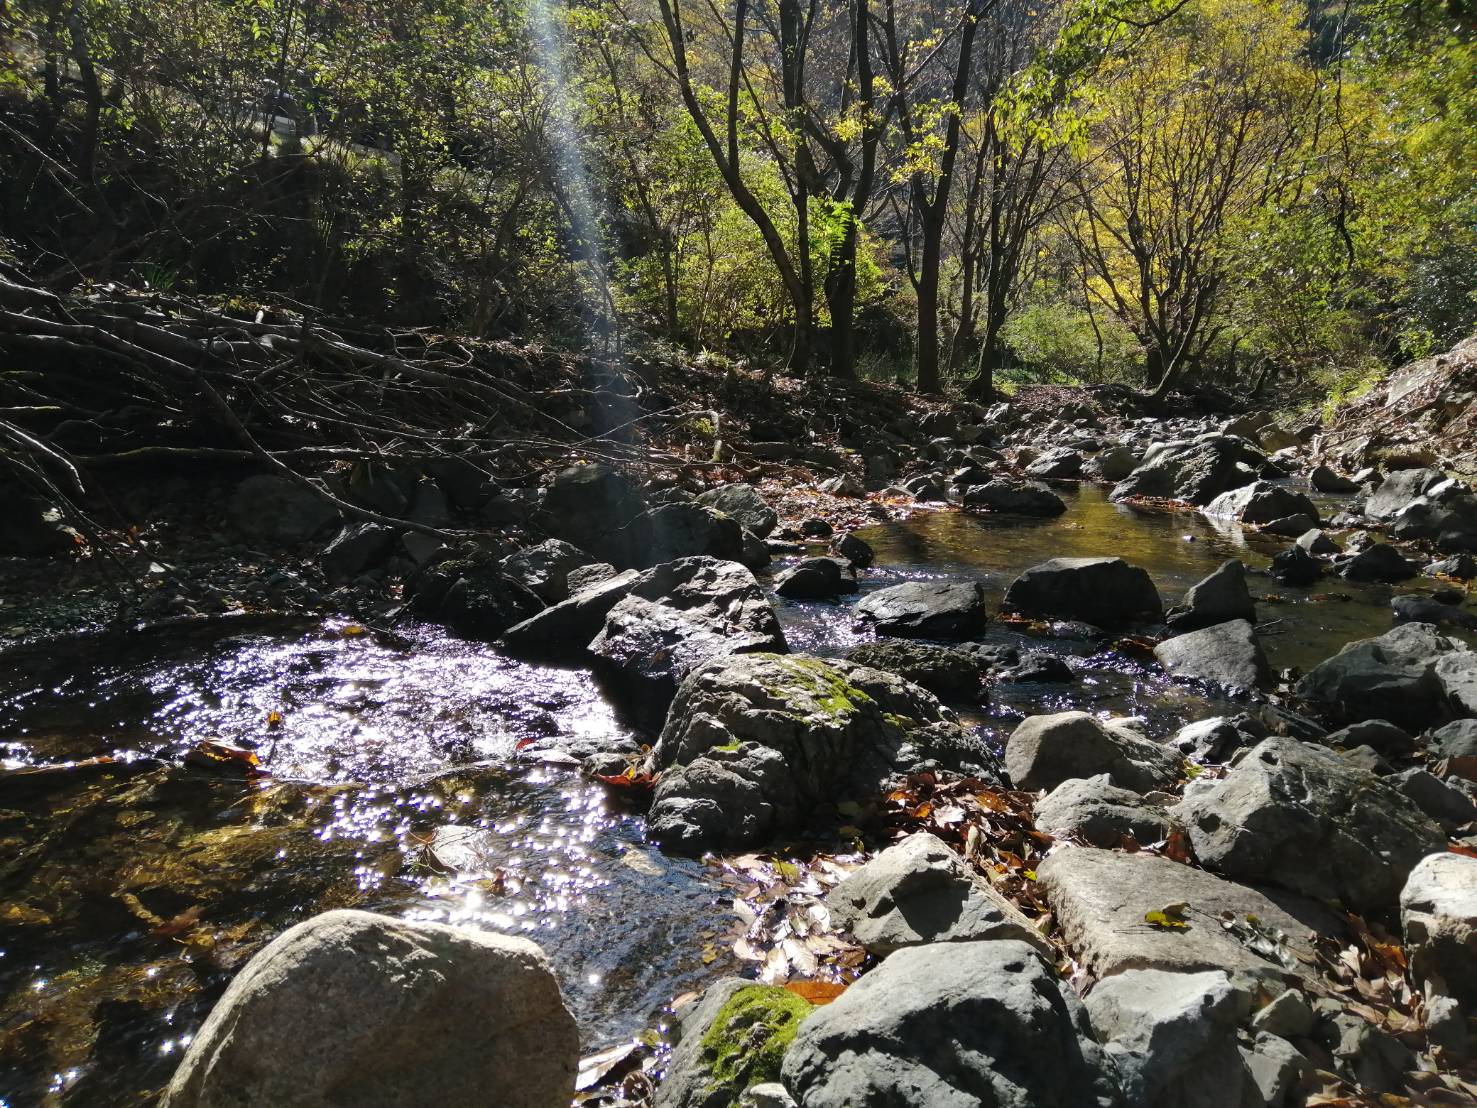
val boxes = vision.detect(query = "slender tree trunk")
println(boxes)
[826,223,859,379]
[66,0,101,182]
[915,222,943,393]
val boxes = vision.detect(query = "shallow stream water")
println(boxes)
[0,484,1450,1105]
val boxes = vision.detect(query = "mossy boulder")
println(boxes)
[656,980,813,1108]
[644,653,988,850]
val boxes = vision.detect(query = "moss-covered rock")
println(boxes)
[656,980,813,1108]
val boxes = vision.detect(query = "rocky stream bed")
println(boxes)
[6,397,1477,1107]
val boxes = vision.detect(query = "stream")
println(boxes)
[0,484,1445,1105]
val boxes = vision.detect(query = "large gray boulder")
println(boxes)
[780,940,1118,1108]
[1203,481,1319,526]
[1365,467,1446,521]
[162,910,577,1108]
[1005,711,1181,793]
[825,832,1048,957]
[228,475,340,544]
[645,653,978,850]
[1034,774,1178,847]
[1297,623,1461,729]
[853,580,989,640]
[1171,738,1445,911]
[696,483,779,539]
[1401,852,1477,1006]
[1110,436,1266,505]
[1004,557,1162,628]
[590,558,786,727]
[1165,560,1256,631]
[657,979,814,1108]
[1085,969,1253,1108]
[1037,848,1326,987]
[1154,620,1271,692]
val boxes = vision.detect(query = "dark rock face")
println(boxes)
[1338,543,1417,582]
[1203,480,1319,526]
[832,532,875,568]
[1111,435,1266,505]
[538,463,646,565]
[617,503,745,569]
[843,640,989,700]
[1271,543,1323,585]
[1172,737,1446,911]
[1311,464,1360,493]
[499,539,595,603]
[645,653,980,850]
[695,483,778,539]
[229,475,340,544]
[854,580,989,640]
[412,558,544,640]
[1165,559,1256,631]
[0,488,75,556]
[781,940,1117,1108]
[590,558,786,728]
[1026,447,1084,479]
[961,479,1067,516]
[1004,557,1162,628]
[498,570,639,662]
[773,557,855,600]
[1154,619,1271,692]
[1297,623,1463,729]
[322,522,398,579]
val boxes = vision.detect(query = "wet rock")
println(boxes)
[1084,968,1252,1108]
[498,569,638,661]
[1393,595,1477,629]
[657,980,813,1108]
[1270,544,1323,585]
[1204,481,1319,526]
[1005,710,1182,793]
[781,940,1117,1108]
[500,539,595,603]
[1401,852,1477,1005]
[854,580,989,640]
[696,483,778,539]
[1155,619,1271,691]
[1172,737,1445,911]
[413,558,544,640]
[1393,768,1477,827]
[1034,774,1177,847]
[1263,513,1318,537]
[591,558,786,727]
[1026,447,1084,479]
[645,653,977,850]
[739,529,772,571]
[1296,529,1341,555]
[1001,650,1075,683]
[1310,464,1360,494]
[1297,622,1457,729]
[1165,559,1256,631]
[831,532,874,568]
[1037,848,1326,987]
[960,479,1067,515]
[1004,556,1162,628]
[842,640,988,700]
[228,475,340,544]
[1338,542,1417,581]
[161,910,577,1108]
[539,463,646,564]
[773,557,854,600]
[825,832,1048,956]
[321,522,398,579]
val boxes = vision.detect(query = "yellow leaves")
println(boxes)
[1144,902,1191,929]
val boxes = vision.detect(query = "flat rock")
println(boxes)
[825,832,1048,956]
[853,580,988,640]
[1004,557,1162,628]
[1037,848,1327,987]
[1154,619,1271,691]
[498,570,639,661]
[842,640,988,700]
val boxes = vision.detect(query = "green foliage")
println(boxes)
[1000,300,1142,383]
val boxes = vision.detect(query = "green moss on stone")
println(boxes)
[698,985,814,1095]
[768,656,874,719]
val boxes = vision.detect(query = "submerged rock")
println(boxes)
[1172,737,1445,911]
[162,910,577,1108]
[853,580,989,640]
[781,940,1117,1108]
[645,653,979,850]
[1004,557,1162,628]
[825,832,1048,956]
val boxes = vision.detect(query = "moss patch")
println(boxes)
[769,656,874,719]
[698,985,814,1095]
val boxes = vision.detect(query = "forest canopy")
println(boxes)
[0,0,1473,400]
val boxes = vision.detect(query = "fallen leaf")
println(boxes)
[785,980,847,1005]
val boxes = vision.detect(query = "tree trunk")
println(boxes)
[915,225,942,393]
[825,221,860,379]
